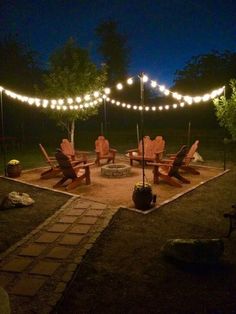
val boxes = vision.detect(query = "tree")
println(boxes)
[170,51,236,128]
[0,35,43,141]
[43,38,106,146]
[96,20,130,84]
[214,79,236,140]
[173,51,236,93]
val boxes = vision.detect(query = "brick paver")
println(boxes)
[35,232,61,243]
[59,234,84,245]
[10,276,47,296]
[47,223,70,233]
[66,209,85,216]
[19,244,47,257]
[58,216,78,223]
[1,257,32,272]
[46,246,73,259]
[69,224,91,234]
[85,209,103,217]
[30,261,61,276]
[79,216,98,225]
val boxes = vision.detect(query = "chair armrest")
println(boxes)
[166,153,176,157]
[74,162,95,170]
[75,150,89,155]
[127,148,138,153]
[109,148,117,153]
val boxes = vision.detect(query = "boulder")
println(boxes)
[0,191,35,210]
[162,238,224,264]
[0,286,11,314]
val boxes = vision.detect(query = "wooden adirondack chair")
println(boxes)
[60,139,88,163]
[181,140,200,174]
[39,144,61,179]
[149,145,190,187]
[95,136,117,166]
[167,140,200,175]
[127,136,165,166]
[53,150,94,190]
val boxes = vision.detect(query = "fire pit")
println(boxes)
[101,163,131,178]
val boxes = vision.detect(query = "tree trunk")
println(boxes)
[70,120,75,148]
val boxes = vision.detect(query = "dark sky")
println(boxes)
[0,0,235,86]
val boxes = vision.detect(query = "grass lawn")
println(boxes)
[0,177,71,253]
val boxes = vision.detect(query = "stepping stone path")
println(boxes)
[0,196,118,313]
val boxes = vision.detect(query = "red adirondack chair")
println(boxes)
[39,144,61,179]
[127,136,165,166]
[149,145,190,187]
[53,150,94,190]
[95,136,117,166]
[60,139,88,163]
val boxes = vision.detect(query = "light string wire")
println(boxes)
[0,73,225,111]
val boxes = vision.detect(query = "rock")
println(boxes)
[0,286,11,314]
[0,191,35,210]
[162,238,224,264]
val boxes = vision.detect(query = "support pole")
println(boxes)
[0,89,7,176]
[103,98,107,136]
[139,73,145,187]
[187,121,191,147]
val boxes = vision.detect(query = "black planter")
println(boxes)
[7,164,22,178]
[132,188,154,210]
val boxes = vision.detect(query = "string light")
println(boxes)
[147,75,225,103]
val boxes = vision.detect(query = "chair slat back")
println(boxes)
[169,145,188,176]
[55,150,76,179]
[39,144,51,164]
[187,140,199,159]
[61,139,75,157]
[95,136,109,156]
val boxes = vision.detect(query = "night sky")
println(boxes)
[0,0,236,86]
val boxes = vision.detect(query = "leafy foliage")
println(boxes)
[214,79,236,140]
[0,34,42,92]
[96,20,130,84]
[173,51,236,93]
[42,38,107,139]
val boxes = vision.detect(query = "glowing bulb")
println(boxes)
[127,78,133,85]
[193,96,201,103]
[159,106,163,111]
[133,106,137,110]
[51,99,57,105]
[93,91,99,98]
[152,106,156,111]
[111,99,115,104]
[165,105,169,110]
[180,102,185,107]
[104,87,111,94]
[56,105,61,110]
[151,81,157,88]
[159,85,165,92]
[116,83,123,90]
[50,104,55,109]
[122,103,126,107]
[102,94,107,99]
[142,75,148,82]
[164,89,170,96]
[116,101,120,106]
[127,104,131,109]
[173,104,178,109]
[139,106,143,110]
[202,94,210,101]
[67,98,73,104]
[84,95,90,101]
[63,106,67,110]
[74,105,78,110]
[145,106,150,111]
[76,97,81,103]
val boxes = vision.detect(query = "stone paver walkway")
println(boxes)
[0,196,118,314]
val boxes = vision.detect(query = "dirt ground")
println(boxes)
[19,154,226,210]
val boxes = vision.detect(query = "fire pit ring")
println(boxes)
[101,163,131,178]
